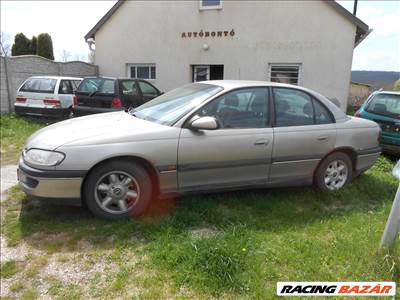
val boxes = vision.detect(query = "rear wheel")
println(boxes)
[315,152,353,191]
[84,160,152,219]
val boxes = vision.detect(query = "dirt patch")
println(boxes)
[190,226,218,238]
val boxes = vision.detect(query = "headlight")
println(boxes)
[24,149,65,167]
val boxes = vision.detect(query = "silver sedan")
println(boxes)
[18,81,381,219]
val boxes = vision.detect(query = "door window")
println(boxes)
[198,88,269,128]
[314,99,333,124]
[58,80,73,94]
[70,80,81,92]
[138,81,159,97]
[121,81,139,96]
[274,88,333,126]
[274,88,314,127]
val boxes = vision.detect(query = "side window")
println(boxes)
[58,80,72,94]
[100,80,115,94]
[121,81,139,96]
[313,99,333,124]
[70,80,81,92]
[198,88,269,129]
[274,88,314,127]
[138,81,159,97]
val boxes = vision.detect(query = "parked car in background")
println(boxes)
[355,91,400,155]
[18,81,382,219]
[14,76,82,119]
[73,77,162,117]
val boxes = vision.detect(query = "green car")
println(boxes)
[355,91,400,155]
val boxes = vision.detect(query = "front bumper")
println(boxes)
[14,105,68,118]
[18,161,85,201]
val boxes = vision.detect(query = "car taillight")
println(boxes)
[73,95,77,106]
[354,111,361,117]
[15,97,27,103]
[111,98,122,107]
[43,99,61,105]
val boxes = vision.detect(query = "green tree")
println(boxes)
[30,36,37,54]
[394,79,400,91]
[11,33,31,56]
[37,33,54,60]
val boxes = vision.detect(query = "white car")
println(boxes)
[14,76,82,118]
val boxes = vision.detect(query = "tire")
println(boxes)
[63,108,74,119]
[315,152,353,191]
[84,160,153,219]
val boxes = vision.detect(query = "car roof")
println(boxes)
[28,76,83,80]
[373,90,400,95]
[82,76,144,81]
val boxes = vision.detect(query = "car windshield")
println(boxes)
[77,78,115,94]
[366,93,400,119]
[132,83,223,125]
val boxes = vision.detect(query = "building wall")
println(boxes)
[0,55,98,113]
[94,0,357,110]
[349,83,371,108]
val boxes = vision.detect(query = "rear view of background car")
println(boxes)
[14,76,82,119]
[73,77,162,117]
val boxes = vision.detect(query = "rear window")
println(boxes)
[366,93,400,119]
[77,78,115,94]
[20,78,57,93]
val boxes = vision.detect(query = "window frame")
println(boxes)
[127,64,156,80]
[199,0,222,10]
[137,80,161,97]
[271,87,335,127]
[58,80,73,95]
[268,63,302,86]
[184,86,273,129]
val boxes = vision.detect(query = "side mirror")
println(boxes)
[190,116,218,130]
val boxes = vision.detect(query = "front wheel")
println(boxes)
[84,160,152,219]
[315,152,353,191]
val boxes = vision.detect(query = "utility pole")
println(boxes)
[353,0,358,16]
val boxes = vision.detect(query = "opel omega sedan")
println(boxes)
[18,81,381,219]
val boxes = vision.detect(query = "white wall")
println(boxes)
[94,0,356,109]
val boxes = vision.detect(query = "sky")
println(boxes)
[1,0,399,71]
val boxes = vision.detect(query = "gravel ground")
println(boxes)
[0,164,18,202]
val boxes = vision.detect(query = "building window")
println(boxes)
[128,64,156,80]
[269,64,301,85]
[199,0,222,10]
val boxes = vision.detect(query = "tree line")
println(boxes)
[11,32,54,60]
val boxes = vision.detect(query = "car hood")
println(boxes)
[25,112,173,150]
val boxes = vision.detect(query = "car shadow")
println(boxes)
[8,169,397,254]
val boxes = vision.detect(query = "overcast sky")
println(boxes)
[1,1,399,71]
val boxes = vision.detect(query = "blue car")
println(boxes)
[355,91,400,155]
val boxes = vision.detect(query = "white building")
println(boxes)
[85,0,369,110]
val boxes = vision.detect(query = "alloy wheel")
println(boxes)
[324,160,348,190]
[94,171,140,214]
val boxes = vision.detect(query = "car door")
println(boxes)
[178,87,273,192]
[137,80,161,104]
[57,79,74,108]
[270,87,336,184]
[120,80,142,108]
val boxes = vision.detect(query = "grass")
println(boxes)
[0,113,47,164]
[0,113,399,298]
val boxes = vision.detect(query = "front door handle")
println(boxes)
[317,135,329,141]
[254,139,269,146]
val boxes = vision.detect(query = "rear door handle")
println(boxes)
[317,136,329,141]
[254,139,269,146]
